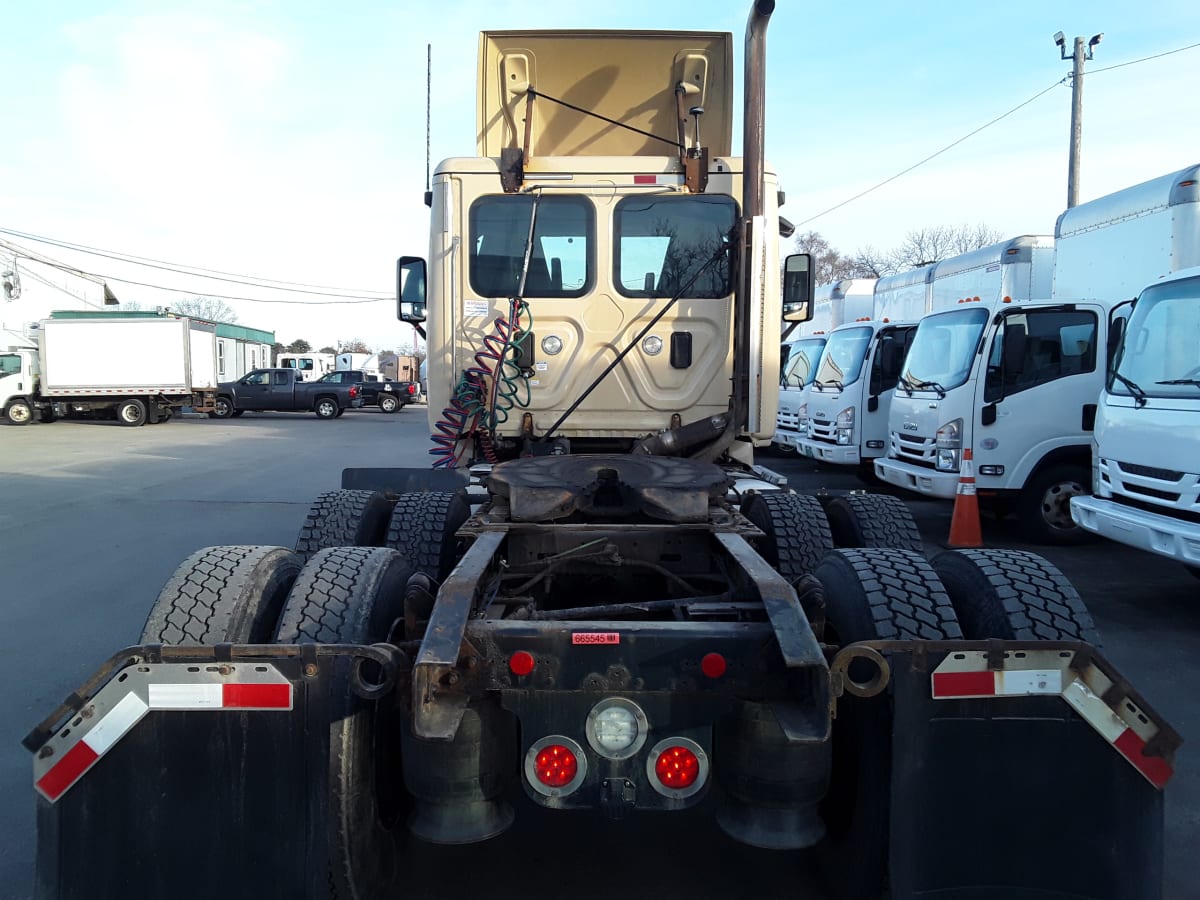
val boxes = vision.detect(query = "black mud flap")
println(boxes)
[28,645,396,900]
[341,466,468,495]
[884,644,1172,900]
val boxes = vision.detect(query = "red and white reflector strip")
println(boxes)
[932,650,1176,789]
[34,664,292,802]
[633,174,685,185]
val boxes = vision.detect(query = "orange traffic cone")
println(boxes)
[947,448,983,548]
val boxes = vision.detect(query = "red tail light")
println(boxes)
[654,745,700,789]
[509,651,535,676]
[534,744,578,788]
[349,386,359,398]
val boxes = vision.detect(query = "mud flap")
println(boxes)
[29,650,355,900]
[887,650,1165,900]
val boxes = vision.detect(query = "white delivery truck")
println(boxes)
[278,352,335,381]
[794,264,935,476]
[1,312,218,426]
[873,234,1088,541]
[773,278,873,452]
[1068,168,1200,572]
[335,352,381,378]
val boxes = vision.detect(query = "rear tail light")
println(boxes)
[349,386,359,398]
[646,737,709,799]
[524,735,587,797]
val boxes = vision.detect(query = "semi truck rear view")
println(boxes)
[26,6,1180,900]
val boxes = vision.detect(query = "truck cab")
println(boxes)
[0,347,39,425]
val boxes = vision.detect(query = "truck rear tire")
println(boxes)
[812,549,962,899]
[315,397,339,419]
[378,394,399,413]
[141,545,303,643]
[930,548,1101,644]
[273,547,416,899]
[824,493,924,552]
[1018,464,1091,545]
[5,399,33,425]
[116,398,148,427]
[386,490,471,581]
[741,492,833,584]
[295,489,393,562]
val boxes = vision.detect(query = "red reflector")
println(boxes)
[223,683,291,708]
[654,745,700,789]
[534,744,578,787]
[700,653,727,679]
[36,741,99,802]
[633,174,657,184]
[932,670,995,697]
[509,651,535,677]
[1114,728,1174,789]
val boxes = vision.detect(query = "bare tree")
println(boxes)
[319,345,337,354]
[888,223,1004,271]
[118,300,144,311]
[286,339,312,353]
[170,295,239,323]
[339,338,372,354]
[791,231,859,284]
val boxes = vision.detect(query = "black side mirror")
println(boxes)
[782,253,814,322]
[397,257,427,324]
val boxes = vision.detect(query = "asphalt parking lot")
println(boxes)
[0,411,1195,899]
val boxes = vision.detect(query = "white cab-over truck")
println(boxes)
[793,265,935,475]
[1069,166,1200,574]
[278,351,335,381]
[26,7,1179,900]
[1,313,217,426]
[774,278,873,453]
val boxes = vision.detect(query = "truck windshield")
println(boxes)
[813,326,873,389]
[470,195,592,298]
[0,353,20,378]
[614,195,736,298]
[782,337,826,388]
[1114,276,1200,400]
[900,307,989,392]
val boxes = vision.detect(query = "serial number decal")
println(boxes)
[571,632,620,645]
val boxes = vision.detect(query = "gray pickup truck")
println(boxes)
[211,368,362,419]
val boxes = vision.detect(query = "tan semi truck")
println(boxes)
[28,5,1178,899]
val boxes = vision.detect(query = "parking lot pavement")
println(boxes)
[1,420,1193,899]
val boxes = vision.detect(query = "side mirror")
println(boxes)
[782,253,814,322]
[397,256,427,324]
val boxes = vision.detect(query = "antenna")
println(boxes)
[424,43,432,207]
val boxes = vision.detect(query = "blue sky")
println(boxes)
[1,1,1196,350]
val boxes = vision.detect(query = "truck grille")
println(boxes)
[1117,461,1184,482]
[776,410,801,432]
[890,430,936,469]
[810,416,836,444]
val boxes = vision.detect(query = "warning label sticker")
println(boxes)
[571,632,620,645]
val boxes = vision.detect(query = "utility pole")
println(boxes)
[1054,31,1103,208]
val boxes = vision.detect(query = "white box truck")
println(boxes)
[1068,167,1200,572]
[877,166,1200,544]
[793,264,936,476]
[0,313,218,426]
[773,278,873,452]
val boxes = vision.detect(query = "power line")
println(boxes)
[797,79,1063,227]
[1089,40,1200,75]
[24,255,386,306]
[0,226,392,298]
[798,37,1200,228]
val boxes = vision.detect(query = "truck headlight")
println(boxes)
[935,418,963,472]
[797,402,809,436]
[836,406,854,445]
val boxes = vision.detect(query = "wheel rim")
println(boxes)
[1041,479,1085,531]
[216,399,231,417]
[9,403,31,423]
[381,397,396,412]
[319,400,336,417]
[120,404,143,424]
